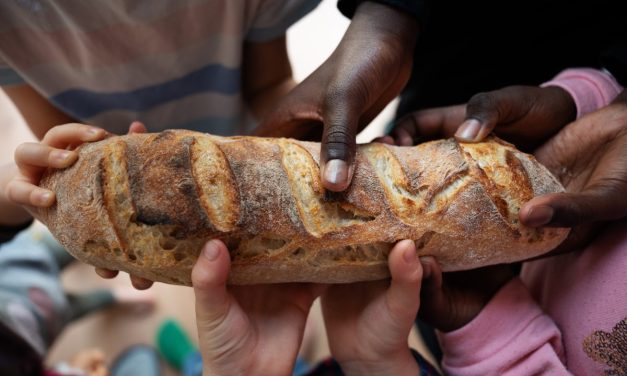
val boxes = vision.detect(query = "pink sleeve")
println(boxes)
[437,278,571,376]
[541,68,623,118]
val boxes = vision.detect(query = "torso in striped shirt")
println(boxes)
[0,0,320,135]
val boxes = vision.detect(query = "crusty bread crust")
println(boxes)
[37,131,568,285]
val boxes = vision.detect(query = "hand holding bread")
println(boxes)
[35,130,568,285]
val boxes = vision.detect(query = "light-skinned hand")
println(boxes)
[322,240,426,376]
[192,239,324,375]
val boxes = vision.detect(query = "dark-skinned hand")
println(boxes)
[383,86,627,331]
[255,1,418,192]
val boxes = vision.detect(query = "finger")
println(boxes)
[5,179,55,207]
[15,142,78,177]
[95,268,119,279]
[390,123,415,146]
[455,92,504,142]
[418,256,443,295]
[41,123,106,149]
[320,85,365,192]
[520,186,627,228]
[130,275,154,290]
[385,240,423,319]
[372,135,395,145]
[192,239,232,322]
[128,121,147,134]
[393,105,466,145]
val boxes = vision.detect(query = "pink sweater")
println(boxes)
[438,69,626,376]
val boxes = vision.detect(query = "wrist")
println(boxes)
[541,68,624,118]
[339,350,419,376]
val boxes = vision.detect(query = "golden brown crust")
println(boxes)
[37,131,569,285]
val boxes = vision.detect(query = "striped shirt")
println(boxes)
[0,0,320,135]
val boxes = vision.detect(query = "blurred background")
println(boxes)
[0,1,426,374]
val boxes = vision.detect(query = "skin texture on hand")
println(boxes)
[388,86,576,151]
[255,1,418,192]
[7,119,155,289]
[521,96,627,256]
[6,123,107,209]
[388,87,627,332]
[384,86,627,246]
[322,240,424,376]
[418,260,515,332]
[192,240,323,376]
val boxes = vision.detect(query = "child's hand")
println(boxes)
[6,123,107,208]
[191,239,323,375]
[418,259,515,332]
[381,86,627,252]
[380,85,575,151]
[6,120,153,289]
[321,240,424,376]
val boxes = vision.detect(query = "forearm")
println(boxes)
[3,85,75,139]
[439,278,568,375]
[541,68,624,118]
[247,76,296,123]
[242,35,296,125]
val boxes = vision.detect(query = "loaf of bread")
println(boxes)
[37,130,568,285]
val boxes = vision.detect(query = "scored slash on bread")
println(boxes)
[37,130,569,285]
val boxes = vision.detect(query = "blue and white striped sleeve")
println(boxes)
[0,59,25,86]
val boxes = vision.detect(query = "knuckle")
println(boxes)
[323,127,352,144]
[4,182,18,202]
[322,128,355,161]
[467,92,498,114]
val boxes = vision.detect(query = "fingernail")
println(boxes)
[525,205,554,227]
[419,257,432,279]
[37,191,53,206]
[403,246,416,263]
[455,119,482,141]
[323,159,349,188]
[86,127,103,137]
[51,150,73,163]
[202,241,220,261]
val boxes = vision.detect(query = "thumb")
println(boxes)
[455,91,505,142]
[385,240,423,322]
[520,185,627,228]
[320,91,363,192]
[192,240,232,329]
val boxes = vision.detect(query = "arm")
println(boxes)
[415,260,569,374]
[242,35,296,122]
[438,278,569,375]
[2,84,75,140]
